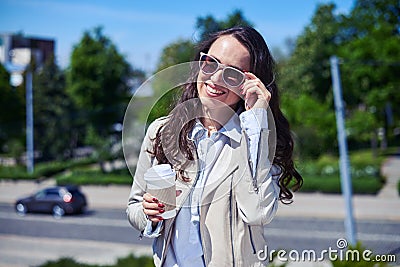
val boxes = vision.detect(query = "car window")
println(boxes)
[47,191,60,197]
[35,190,46,199]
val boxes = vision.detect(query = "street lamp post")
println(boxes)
[25,69,34,174]
[330,55,356,245]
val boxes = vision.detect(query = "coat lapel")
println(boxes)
[201,143,239,204]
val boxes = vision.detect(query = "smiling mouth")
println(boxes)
[206,83,226,96]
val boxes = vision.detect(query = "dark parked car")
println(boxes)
[15,185,87,217]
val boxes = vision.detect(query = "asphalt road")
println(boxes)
[0,203,399,266]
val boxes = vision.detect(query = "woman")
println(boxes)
[127,26,302,266]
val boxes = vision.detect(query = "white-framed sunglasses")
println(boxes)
[199,52,246,87]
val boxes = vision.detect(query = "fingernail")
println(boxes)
[159,209,165,213]
[158,203,165,208]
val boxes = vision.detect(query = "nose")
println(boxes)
[210,69,224,87]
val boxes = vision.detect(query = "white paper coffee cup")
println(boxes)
[144,164,176,219]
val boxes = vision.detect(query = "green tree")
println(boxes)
[277,4,340,158]
[338,0,400,149]
[67,26,132,140]
[156,39,196,72]
[279,3,340,101]
[33,56,75,160]
[281,94,336,158]
[0,64,24,155]
[278,0,400,157]
[196,9,254,42]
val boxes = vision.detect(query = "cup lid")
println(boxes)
[144,164,175,179]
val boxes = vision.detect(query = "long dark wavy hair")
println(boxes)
[150,26,302,203]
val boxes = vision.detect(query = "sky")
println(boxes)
[0,0,355,73]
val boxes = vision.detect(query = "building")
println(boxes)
[0,33,55,69]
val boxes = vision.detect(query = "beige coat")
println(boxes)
[127,116,280,267]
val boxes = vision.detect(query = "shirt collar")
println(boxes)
[189,110,242,144]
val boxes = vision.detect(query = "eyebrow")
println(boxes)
[209,54,246,72]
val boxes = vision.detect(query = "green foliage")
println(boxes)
[299,175,383,194]
[33,56,75,160]
[2,138,24,163]
[278,3,339,101]
[156,39,196,71]
[398,180,400,196]
[282,94,336,158]
[346,108,377,144]
[55,168,132,186]
[67,26,132,139]
[337,0,400,148]
[0,164,32,180]
[145,88,180,125]
[38,257,89,267]
[38,254,154,267]
[277,4,340,158]
[278,0,400,157]
[112,254,154,267]
[148,38,195,124]
[331,242,390,267]
[196,9,253,41]
[84,125,124,174]
[0,158,96,181]
[338,0,400,114]
[297,150,385,194]
[0,64,24,151]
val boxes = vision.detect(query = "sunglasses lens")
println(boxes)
[223,68,245,87]
[199,53,245,87]
[200,54,218,74]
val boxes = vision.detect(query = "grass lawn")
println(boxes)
[295,149,387,195]
[55,168,132,186]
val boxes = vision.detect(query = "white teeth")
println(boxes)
[207,85,224,95]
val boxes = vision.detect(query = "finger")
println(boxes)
[244,86,265,100]
[245,88,271,110]
[147,215,164,222]
[244,87,258,99]
[241,80,260,95]
[144,208,164,216]
[142,200,163,210]
[244,71,258,80]
[142,192,165,212]
[242,79,267,93]
[243,72,269,90]
[143,193,158,203]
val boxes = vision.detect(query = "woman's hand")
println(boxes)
[241,72,271,110]
[142,193,165,223]
[142,190,181,224]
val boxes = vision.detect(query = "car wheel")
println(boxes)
[52,205,65,218]
[16,203,27,216]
